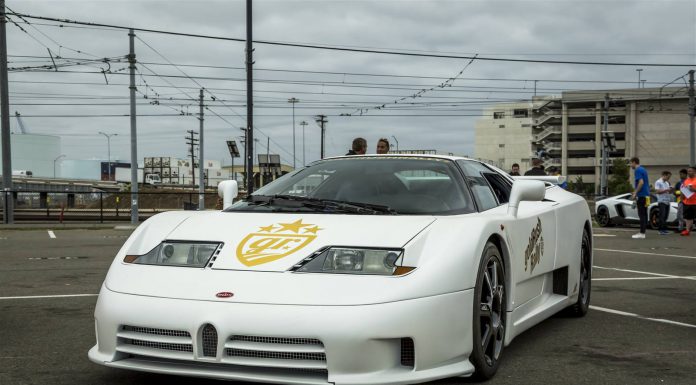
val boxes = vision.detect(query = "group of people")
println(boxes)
[509,158,568,189]
[346,137,391,155]
[631,157,696,238]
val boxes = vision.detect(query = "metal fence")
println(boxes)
[0,191,221,223]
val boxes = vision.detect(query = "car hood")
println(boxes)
[167,212,436,271]
[105,212,437,304]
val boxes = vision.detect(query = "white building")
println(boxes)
[0,133,61,178]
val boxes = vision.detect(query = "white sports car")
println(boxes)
[89,155,592,384]
[594,193,679,229]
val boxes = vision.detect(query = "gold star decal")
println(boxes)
[258,224,277,232]
[275,219,312,233]
[303,225,322,234]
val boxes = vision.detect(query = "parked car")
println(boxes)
[594,193,678,229]
[89,155,592,384]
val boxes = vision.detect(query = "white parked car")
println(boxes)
[594,193,679,229]
[89,155,592,384]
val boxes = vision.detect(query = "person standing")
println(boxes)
[524,158,546,176]
[510,163,520,176]
[654,171,672,235]
[674,168,688,232]
[630,157,650,239]
[346,137,367,155]
[376,138,390,154]
[679,166,696,236]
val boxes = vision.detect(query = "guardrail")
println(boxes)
[0,190,222,223]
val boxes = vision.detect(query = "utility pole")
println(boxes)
[245,0,254,193]
[198,88,205,210]
[1,0,13,224]
[288,97,299,169]
[315,115,327,159]
[99,132,117,180]
[266,136,270,185]
[300,120,307,166]
[186,130,199,187]
[636,69,643,89]
[689,70,695,166]
[600,94,609,197]
[128,28,138,224]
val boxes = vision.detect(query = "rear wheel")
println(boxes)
[568,229,591,317]
[596,206,611,227]
[471,242,506,380]
[649,209,660,230]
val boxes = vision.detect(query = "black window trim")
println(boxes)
[454,160,506,212]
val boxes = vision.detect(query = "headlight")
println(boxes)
[124,242,221,267]
[291,247,415,275]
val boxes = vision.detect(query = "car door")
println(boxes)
[457,161,558,310]
[615,193,637,220]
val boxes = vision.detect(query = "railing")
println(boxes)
[0,191,223,223]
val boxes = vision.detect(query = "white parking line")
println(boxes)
[593,276,696,281]
[0,293,97,300]
[47,230,56,239]
[595,248,696,260]
[592,234,616,237]
[590,305,696,329]
[593,265,696,281]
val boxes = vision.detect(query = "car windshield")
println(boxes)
[226,156,475,215]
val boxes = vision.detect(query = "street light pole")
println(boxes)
[53,154,65,178]
[99,132,117,180]
[391,135,399,152]
[300,121,308,166]
[288,97,299,169]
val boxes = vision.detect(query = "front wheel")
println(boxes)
[470,242,506,380]
[596,206,611,227]
[568,229,592,317]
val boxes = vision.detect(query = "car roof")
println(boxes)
[323,154,474,162]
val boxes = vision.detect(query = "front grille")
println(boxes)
[128,339,193,352]
[230,335,323,346]
[401,338,415,367]
[201,324,218,357]
[122,325,190,337]
[225,348,326,361]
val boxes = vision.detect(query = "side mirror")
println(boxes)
[217,180,238,210]
[508,180,545,217]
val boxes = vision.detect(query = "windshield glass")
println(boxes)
[227,156,475,215]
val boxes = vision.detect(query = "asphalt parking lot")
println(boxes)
[0,226,694,385]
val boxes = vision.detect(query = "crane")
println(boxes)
[14,111,27,134]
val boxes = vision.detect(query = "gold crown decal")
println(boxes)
[236,219,323,267]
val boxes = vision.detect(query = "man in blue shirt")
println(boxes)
[630,157,650,239]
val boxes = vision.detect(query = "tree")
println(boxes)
[608,158,633,195]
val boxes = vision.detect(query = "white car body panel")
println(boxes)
[90,155,592,385]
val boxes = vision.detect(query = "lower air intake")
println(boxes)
[201,324,218,357]
[401,338,415,367]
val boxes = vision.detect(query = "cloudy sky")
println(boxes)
[6,0,696,168]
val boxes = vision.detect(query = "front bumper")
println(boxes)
[88,286,475,385]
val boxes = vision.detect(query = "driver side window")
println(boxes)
[457,160,500,211]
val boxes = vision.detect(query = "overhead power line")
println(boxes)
[7,12,696,67]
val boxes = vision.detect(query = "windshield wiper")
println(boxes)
[247,194,397,215]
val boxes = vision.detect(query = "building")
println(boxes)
[475,87,692,192]
[0,133,61,178]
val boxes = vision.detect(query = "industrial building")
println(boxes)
[475,87,692,193]
[0,133,61,178]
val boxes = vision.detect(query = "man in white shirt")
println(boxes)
[654,171,673,235]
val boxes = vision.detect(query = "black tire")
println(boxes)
[471,242,506,381]
[649,209,660,230]
[595,206,611,227]
[568,229,591,317]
